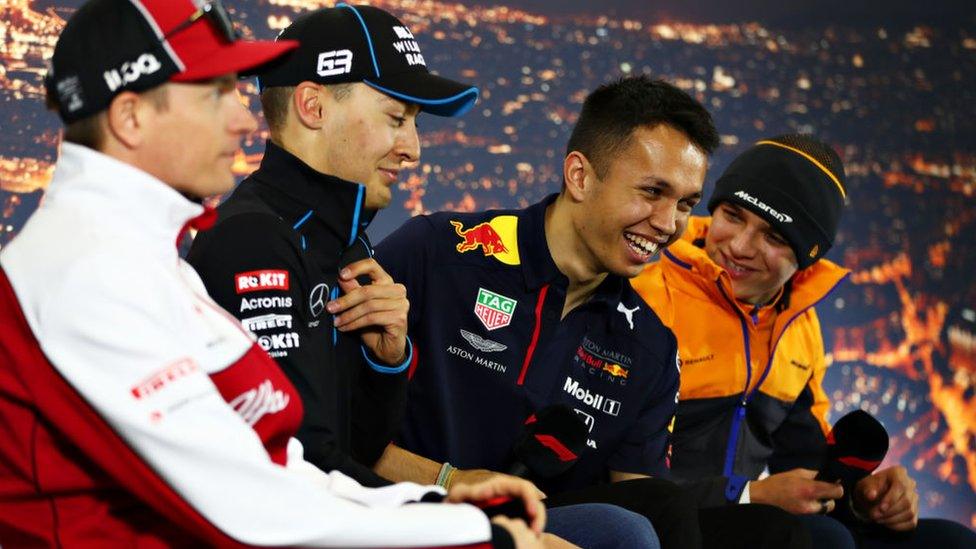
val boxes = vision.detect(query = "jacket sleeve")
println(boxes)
[20,250,494,548]
[607,329,681,478]
[187,212,389,487]
[767,312,830,473]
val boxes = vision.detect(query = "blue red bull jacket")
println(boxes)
[374,194,681,493]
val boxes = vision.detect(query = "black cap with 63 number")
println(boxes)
[258,4,479,117]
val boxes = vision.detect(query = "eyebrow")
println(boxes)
[650,179,702,201]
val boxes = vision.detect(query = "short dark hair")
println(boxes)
[260,83,354,138]
[566,76,719,178]
[45,85,170,150]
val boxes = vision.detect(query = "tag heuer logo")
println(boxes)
[474,288,517,330]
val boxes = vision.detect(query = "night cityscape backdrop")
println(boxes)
[1,0,974,529]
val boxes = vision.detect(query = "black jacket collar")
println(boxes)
[249,140,374,246]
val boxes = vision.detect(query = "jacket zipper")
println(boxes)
[716,272,852,477]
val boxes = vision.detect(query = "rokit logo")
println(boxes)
[257,332,300,352]
[235,270,289,294]
[103,53,161,92]
[240,296,293,312]
[317,49,353,77]
[563,377,621,416]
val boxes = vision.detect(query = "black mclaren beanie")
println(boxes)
[707,134,847,269]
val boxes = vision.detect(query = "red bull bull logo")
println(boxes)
[452,220,508,255]
[602,363,630,379]
[449,216,521,265]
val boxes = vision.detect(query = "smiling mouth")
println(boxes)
[624,232,660,261]
[378,168,399,183]
[720,252,754,277]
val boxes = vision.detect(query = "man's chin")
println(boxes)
[363,187,393,210]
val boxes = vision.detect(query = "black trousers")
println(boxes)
[546,477,812,549]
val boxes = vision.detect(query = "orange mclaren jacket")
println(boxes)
[632,217,850,500]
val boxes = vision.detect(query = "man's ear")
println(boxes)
[105,91,146,149]
[292,81,325,130]
[563,150,594,202]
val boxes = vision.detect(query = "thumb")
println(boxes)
[860,474,885,501]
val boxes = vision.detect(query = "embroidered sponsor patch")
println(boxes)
[240,296,293,312]
[241,314,293,332]
[460,329,507,352]
[228,379,290,426]
[451,216,521,265]
[574,336,632,385]
[235,270,290,294]
[474,287,517,330]
[131,358,199,400]
[563,376,621,416]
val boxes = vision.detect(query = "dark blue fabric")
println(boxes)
[547,504,660,549]
[375,195,681,493]
[799,515,976,549]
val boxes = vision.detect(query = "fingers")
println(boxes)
[809,480,844,501]
[792,468,820,479]
[336,305,408,334]
[339,258,394,285]
[328,281,407,318]
[491,516,540,549]
[857,469,890,503]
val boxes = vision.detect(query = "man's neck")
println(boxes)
[544,194,609,318]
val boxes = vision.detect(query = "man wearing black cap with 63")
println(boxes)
[188,5,659,548]
[188,3,480,486]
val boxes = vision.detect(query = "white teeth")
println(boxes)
[625,233,658,257]
[726,260,748,274]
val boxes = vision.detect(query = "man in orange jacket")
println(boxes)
[632,134,975,547]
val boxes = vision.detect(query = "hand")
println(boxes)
[491,516,544,549]
[749,468,844,515]
[853,466,918,531]
[328,258,409,365]
[448,476,547,534]
[451,468,547,499]
[542,533,581,549]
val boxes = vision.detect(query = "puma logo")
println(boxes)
[617,302,639,330]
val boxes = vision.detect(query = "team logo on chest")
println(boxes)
[474,287,517,330]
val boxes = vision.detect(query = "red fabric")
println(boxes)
[517,285,549,386]
[0,269,247,548]
[209,346,303,466]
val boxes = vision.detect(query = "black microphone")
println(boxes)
[816,410,889,487]
[508,405,588,480]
